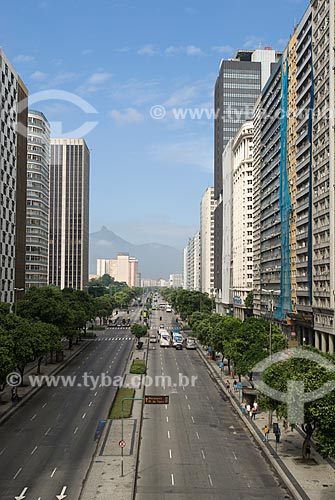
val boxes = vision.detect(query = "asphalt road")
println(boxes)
[135,310,291,500]
[0,311,138,500]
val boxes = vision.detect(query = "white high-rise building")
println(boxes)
[25,111,50,289]
[200,187,216,295]
[183,232,201,291]
[232,121,254,319]
[97,254,138,287]
[169,274,183,288]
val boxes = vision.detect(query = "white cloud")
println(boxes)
[244,35,263,49]
[14,54,35,63]
[137,45,159,56]
[113,47,131,53]
[165,45,204,56]
[82,49,93,56]
[30,70,47,81]
[110,78,161,105]
[88,72,112,84]
[150,139,213,172]
[109,107,144,124]
[185,45,204,56]
[211,45,234,55]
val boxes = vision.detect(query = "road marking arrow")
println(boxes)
[56,486,67,500]
[15,487,28,500]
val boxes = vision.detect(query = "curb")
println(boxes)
[78,336,138,500]
[197,346,309,500]
[0,340,92,426]
[131,337,149,500]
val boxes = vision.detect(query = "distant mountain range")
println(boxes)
[90,226,182,280]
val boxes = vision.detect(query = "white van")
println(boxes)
[149,333,157,343]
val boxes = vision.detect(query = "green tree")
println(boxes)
[260,346,335,458]
[95,295,115,324]
[131,323,148,340]
[0,327,15,393]
[244,291,254,309]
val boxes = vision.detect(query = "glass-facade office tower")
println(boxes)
[49,138,90,290]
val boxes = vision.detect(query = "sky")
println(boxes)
[1,0,307,249]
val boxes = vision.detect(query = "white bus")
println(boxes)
[160,329,171,347]
[172,330,183,347]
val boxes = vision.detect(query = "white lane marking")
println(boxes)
[233,451,238,461]
[191,416,195,423]
[196,431,200,440]
[13,467,22,479]
[0,447,5,455]
[208,474,213,487]
[169,449,172,459]
[31,414,37,421]
[94,392,98,396]
[182,386,185,391]
[51,467,57,478]
[31,446,38,455]
[42,403,47,408]
[165,405,168,410]
[187,404,191,410]
[171,473,175,486]
[166,416,169,423]
[45,427,51,436]
[211,405,214,411]
[82,412,87,419]
[167,430,171,439]
[206,396,209,400]
[89,401,92,407]
[201,449,206,460]
[74,427,79,434]
[185,395,188,400]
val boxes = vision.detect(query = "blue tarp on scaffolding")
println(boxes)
[274,57,292,321]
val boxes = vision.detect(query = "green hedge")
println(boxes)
[109,388,135,419]
[130,359,146,374]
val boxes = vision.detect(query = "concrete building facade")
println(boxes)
[0,49,28,304]
[200,187,216,295]
[49,138,90,290]
[25,111,50,289]
[97,254,138,287]
[183,232,201,291]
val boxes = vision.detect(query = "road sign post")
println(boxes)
[121,397,144,477]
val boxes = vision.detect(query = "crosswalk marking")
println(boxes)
[95,337,134,342]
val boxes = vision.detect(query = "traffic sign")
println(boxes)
[145,395,169,405]
[119,440,126,448]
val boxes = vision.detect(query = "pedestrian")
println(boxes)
[263,425,269,441]
[253,401,258,411]
[283,419,288,432]
[241,402,246,415]
[226,380,231,392]
[305,442,311,459]
[251,407,256,420]
[233,380,238,392]
[246,403,251,415]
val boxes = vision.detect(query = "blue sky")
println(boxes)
[1,0,307,249]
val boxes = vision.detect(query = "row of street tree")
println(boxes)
[0,281,141,392]
[162,289,335,458]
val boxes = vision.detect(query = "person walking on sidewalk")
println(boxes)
[263,425,269,441]
[226,380,231,392]
[251,407,256,420]
[233,380,238,392]
[253,401,258,411]
[246,403,251,416]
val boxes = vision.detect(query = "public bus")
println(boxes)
[160,329,171,347]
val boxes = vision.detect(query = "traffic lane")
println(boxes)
[18,338,132,500]
[0,335,133,500]
[137,345,289,499]
[164,347,290,498]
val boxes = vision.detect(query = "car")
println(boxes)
[175,342,183,350]
[116,323,122,327]
[149,334,157,343]
[186,337,196,349]
[159,324,165,329]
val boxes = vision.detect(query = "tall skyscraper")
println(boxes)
[25,111,50,289]
[214,48,281,304]
[0,48,28,304]
[183,232,201,291]
[200,187,216,295]
[49,138,90,290]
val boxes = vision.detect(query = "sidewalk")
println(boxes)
[198,346,335,500]
[80,337,147,500]
[0,338,92,425]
